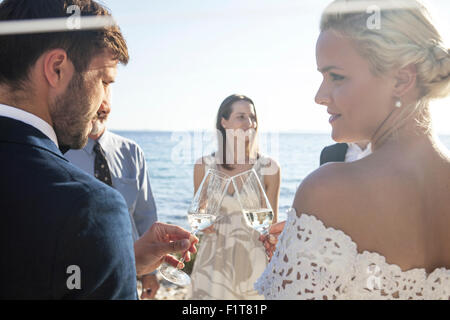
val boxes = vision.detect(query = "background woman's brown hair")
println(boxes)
[215,94,258,170]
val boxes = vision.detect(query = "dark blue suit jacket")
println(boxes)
[0,116,137,299]
[319,143,349,166]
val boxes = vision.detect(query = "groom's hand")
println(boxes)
[134,222,198,276]
[259,221,285,260]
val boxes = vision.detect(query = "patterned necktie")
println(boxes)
[93,141,113,187]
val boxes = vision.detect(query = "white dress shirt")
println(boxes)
[0,103,59,147]
[345,142,372,162]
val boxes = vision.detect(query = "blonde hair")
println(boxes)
[320,0,450,132]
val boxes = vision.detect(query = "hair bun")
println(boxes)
[429,44,449,62]
[429,45,450,82]
[422,44,450,99]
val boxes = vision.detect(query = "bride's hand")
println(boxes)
[259,221,285,260]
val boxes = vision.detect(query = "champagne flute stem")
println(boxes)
[177,229,200,266]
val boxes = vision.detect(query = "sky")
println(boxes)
[101,0,450,134]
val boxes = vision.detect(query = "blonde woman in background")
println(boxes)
[189,94,281,300]
[257,0,450,299]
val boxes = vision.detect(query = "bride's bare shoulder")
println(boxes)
[292,160,390,230]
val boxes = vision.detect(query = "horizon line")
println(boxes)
[110,129,450,136]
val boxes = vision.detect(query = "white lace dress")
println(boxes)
[255,208,450,300]
[188,155,270,300]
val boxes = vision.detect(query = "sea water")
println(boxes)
[115,131,450,230]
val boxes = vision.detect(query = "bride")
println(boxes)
[256,0,450,299]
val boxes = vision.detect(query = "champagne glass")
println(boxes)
[231,169,274,237]
[158,169,230,286]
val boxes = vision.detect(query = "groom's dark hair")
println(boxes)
[0,0,129,90]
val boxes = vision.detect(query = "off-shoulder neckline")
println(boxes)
[287,208,450,279]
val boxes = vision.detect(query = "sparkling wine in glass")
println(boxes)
[158,169,230,286]
[232,169,274,236]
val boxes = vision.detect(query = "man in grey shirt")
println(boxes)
[66,87,159,299]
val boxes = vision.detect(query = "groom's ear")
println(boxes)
[42,49,74,89]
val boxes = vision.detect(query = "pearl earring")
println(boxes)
[395,100,402,108]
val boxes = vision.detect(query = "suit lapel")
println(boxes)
[335,143,349,162]
[321,143,349,165]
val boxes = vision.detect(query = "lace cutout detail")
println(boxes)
[254,208,450,300]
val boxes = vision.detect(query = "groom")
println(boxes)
[320,141,372,165]
[0,0,196,299]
